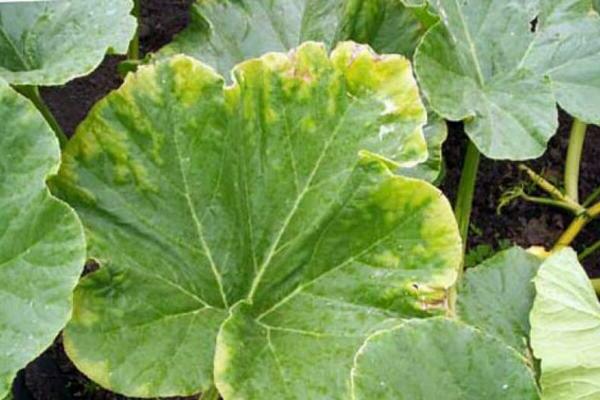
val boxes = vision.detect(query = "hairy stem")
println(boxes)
[15,85,67,148]
[565,119,587,203]
[199,386,220,400]
[128,0,141,60]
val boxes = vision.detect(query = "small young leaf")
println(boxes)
[351,318,540,399]
[0,0,136,86]
[52,43,461,397]
[0,80,85,398]
[530,248,600,400]
[458,247,541,353]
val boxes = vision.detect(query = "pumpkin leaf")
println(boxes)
[157,0,437,74]
[415,0,558,160]
[521,0,600,124]
[351,318,540,399]
[416,0,600,160]
[0,80,85,397]
[52,42,461,397]
[156,0,446,182]
[0,0,136,86]
[398,107,447,182]
[530,248,600,400]
[457,247,541,353]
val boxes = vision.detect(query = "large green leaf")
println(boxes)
[530,248,600,399]
[52,42,461,397]
[157,0,437,74]
[157,0,447,182]
[0,80,85,397]
[415,0,558,160]
[0,0,136,86]
[522,0,600,124]
[457,247,541,353]
[351,318,540,399]
[416,0,600,160]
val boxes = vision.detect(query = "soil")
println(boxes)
[14,0,600,398]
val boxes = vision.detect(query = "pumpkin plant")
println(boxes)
[0,80,86,398]
[0,0,136,146]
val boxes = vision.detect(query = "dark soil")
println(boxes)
[441,116,600,276]
[15,0,600,398]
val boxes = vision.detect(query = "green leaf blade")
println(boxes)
[458,247,542,353]
[0,80,86,397]
[351,318,540,400]
[53,43,461,397]
[530,248,600,400]
[414,0,558,160]
[0,0,136,86]
[522,1,600,124]
[215,169,461,398]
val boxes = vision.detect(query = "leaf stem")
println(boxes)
[199,386,220,400]
[15,85,67,148]
[553,201,600,250]
[448,139,480,317]
[553,215,590,250]
[591,278,600,295]
[580,240,600,261]
[519,193,583,215]
[454,140,480,254]
[518,165,584,214]
[128,0,141,60]
[564,118,587,203]
[583,186,600,208]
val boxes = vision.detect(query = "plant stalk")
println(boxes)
[564,118,587,203]
[454,140,481,255]
[448,140,481,317]
[199,386,220,400]
[519,193,583,215]
[16,85,68,148]
[553,201,600,250]
[519,165,584,214]
[580,240,600,261]
[128,0,141,60]
[583,186,600,208]
[591,278,600,295]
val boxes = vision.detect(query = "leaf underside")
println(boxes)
[351,318,540,400]
[0,0,135,86]
[416,0,600,160]
[0,80,85,397]
[52,42,462,398]
[530,248,600,400]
